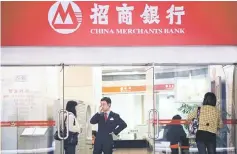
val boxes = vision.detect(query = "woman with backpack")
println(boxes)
[188,92,223,154]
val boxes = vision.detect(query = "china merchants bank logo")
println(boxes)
[48,1,82,34]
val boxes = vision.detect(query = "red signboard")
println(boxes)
[154,84,174,91]
[1,1,237,46]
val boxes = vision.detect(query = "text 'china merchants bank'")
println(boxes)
[90,28,185,35]
[90,3,185,35]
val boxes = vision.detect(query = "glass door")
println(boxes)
[1,65,65,154]
[154,65,211,153]
[154,65,237,154]
[59,65,90,154]
[234,65,237,151]
[55,63,68,154]
[101,65,156,154]
[145,65,157,154]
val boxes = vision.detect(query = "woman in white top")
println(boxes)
[64,101,81,154]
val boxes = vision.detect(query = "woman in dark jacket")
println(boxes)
[166,115,189,154]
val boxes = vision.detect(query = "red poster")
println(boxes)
[1,1,237,46]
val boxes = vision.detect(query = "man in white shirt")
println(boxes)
[90,97,127,154]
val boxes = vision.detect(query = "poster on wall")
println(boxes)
[1,1,237,46]
[1,68,47,122]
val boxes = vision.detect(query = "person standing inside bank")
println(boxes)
[64,101,81,154]
[188,92,223,154]
[90,97,127,154]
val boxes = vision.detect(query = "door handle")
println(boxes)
[154,109,159,139]
[148,109,152,139]
[57,109,69,140]
[148,109,159,139]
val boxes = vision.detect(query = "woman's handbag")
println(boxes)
[189,107,201,137]
[54,116,79,145]
[54,117,67,141]
[64,119,79,145]
[65,132,79,145]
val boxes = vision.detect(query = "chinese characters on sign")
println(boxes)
[89,3,186,35]
[4,89,32,103]
[90,3,109,24]
[141,4,160,24]
[116,4,134,25]
[90,3,185,25]
[166,5,185,25]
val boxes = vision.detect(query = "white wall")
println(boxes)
[158,95,184,119]
[105,94,142,129]
[1,46,237,65]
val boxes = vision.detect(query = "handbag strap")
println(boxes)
[197,107,201,121]
[64,116,67,123]
[60,116,67,130]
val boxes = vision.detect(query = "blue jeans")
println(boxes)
[196,141,216,154]
[64,145,76,154]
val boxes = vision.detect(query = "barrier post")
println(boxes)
[178,142,181,154]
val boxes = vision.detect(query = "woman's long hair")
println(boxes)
[203,92,217,107]
[66,101,77,117]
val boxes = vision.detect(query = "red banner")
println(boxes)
[1,1,237,46]
[1,119,237,127]
[154,84,174,91]
[0,121,55,127]
[151,119,237,125]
